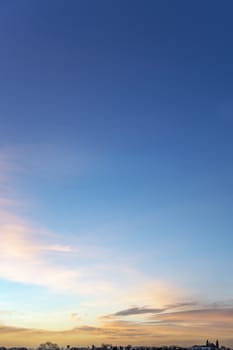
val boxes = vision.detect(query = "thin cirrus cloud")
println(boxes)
[106,307,166,318]
[150,306,233,327]
[0,150,108,295]
[0,208,117,295]
[102,303,201,320]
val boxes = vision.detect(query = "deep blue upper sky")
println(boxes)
[1,0,233,151]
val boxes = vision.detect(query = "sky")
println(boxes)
[1,0,233,347]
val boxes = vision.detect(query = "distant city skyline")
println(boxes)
[0,340,229,349]
[1,0,233,347]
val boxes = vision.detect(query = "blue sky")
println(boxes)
[1,0,233,347]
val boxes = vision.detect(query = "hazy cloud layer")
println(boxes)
[2,306,233,348]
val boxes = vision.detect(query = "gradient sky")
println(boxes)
[1,0,233,347]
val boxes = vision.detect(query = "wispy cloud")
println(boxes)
[0,149,112,294]
[103,302,199,319]
[150,306,233,327]
[0,209,119,294]
[165,302,198,309]
[104,307,165,318]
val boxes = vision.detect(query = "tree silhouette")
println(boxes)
[38,342,60,350]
